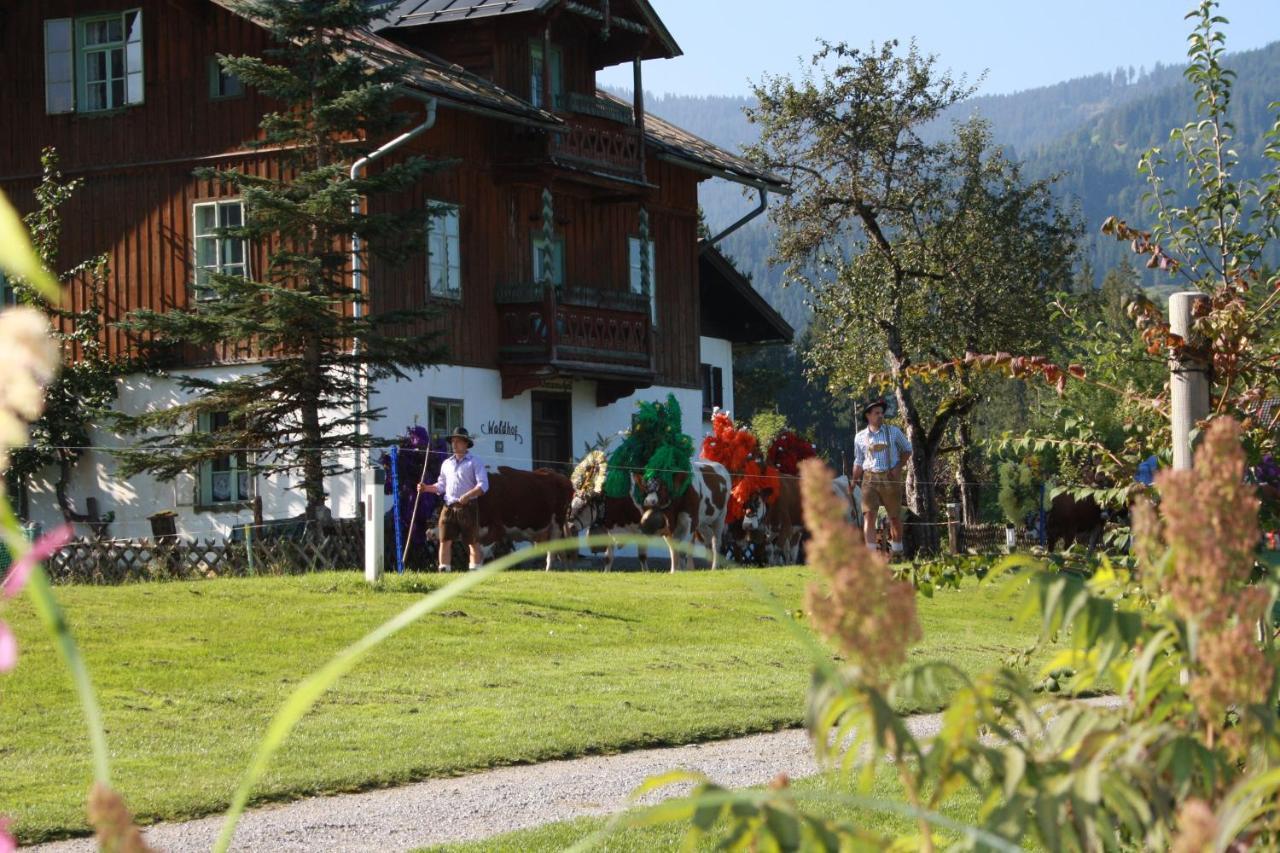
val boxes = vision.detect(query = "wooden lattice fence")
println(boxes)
[44,520,363,585]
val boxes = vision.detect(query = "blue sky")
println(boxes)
[598,1,1280,97]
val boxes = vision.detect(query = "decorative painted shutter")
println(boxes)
[124,10,144,105]
[44,18,75,114]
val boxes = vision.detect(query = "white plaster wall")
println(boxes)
[24,365,361,540]
[699,335,735,433]
[22,362,708,544]
[370,367,705,470]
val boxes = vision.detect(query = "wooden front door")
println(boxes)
[531,392,573,472]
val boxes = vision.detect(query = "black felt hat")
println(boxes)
[861,398,888,417]
[447,427,475,448]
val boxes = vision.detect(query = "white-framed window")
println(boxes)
[0,273,16,307]
[628,236,657,327]
[428,398,464,440]
[426,202,461,300]
[529,41,564,110]
[208,57,243,100]
[45,11,144,114]
[193,200,247,301]
[532,234,565,287]
[197,412,251,506]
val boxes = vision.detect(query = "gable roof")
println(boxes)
[207,1,782,192]
[347,28,561,126]
[597,92,786,192]
[206,1,560,126]
[374,0,544,27]
[698,244,794,345]
[372,0,681,59]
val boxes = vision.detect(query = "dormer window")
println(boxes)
[529,41,563,110]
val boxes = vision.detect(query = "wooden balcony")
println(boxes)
[496,283,654,404]
[548,113,644,182]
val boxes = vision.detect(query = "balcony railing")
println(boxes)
[548,115,643,179]
[496,284,652,371]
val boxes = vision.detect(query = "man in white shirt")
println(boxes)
[419,427,489,571]
[850,398,912,558]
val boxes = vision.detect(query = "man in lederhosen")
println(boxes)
[419,427,489,571]
[851,398,912,559]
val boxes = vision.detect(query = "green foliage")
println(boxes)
[749,409,789,452]
[4,150,123,521]
[997,461,1038,526]
[748,40,1080,538]
[114,0,447,514]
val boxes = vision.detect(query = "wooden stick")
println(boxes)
[402,446,434,566]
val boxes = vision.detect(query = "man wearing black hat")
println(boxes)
[418,427,489,571]
[851,398,912,559]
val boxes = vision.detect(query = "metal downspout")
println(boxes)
[701,186,768,252]
[350,97,438,516]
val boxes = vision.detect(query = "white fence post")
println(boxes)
[365,466,385,583]
[1169,292,1211,470]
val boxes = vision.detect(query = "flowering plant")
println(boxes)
[607,417,1280,851]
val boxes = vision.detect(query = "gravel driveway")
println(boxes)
[27,721,914,852]
[30,697,1120,852]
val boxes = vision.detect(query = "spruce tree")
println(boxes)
[117,0,446,518]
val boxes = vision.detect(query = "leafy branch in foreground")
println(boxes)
[612,420,1280,851]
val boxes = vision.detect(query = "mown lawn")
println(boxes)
[0,568,1034,843]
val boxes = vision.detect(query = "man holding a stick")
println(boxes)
[418,427,489,571]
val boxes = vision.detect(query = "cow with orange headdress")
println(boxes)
[700,411,786,564]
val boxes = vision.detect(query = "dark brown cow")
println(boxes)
[564,491,649,571]
[1045,492,1108,551]
[476,467,574,570]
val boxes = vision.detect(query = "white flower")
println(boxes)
[0,307,59,476]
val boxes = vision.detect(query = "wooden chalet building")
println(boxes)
[0,0,791,537]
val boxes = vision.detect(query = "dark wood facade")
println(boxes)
[0,0,728,399]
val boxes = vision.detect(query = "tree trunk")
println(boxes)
[300,346,328,520]
[54,451,111,536]
[884,328,941,553]
[957,419,978,526]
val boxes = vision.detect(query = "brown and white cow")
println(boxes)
[476,467,574,570]
[564,491,649,571]
[739,476,804,565]
[636,459,730,571]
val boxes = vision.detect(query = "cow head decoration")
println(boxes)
[565,490,604,537]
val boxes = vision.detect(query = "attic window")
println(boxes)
[529,41,563,110]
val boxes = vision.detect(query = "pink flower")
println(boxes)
[0,622,14,673]
[0,813,14,853]
[2,524,72,598]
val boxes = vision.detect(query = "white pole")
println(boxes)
[365,466,386,583]
[1169,292,1210,470]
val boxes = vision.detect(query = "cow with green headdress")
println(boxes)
[600,395,729,571]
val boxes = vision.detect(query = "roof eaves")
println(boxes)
[700,243,795,344]
[627,0,682,58]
